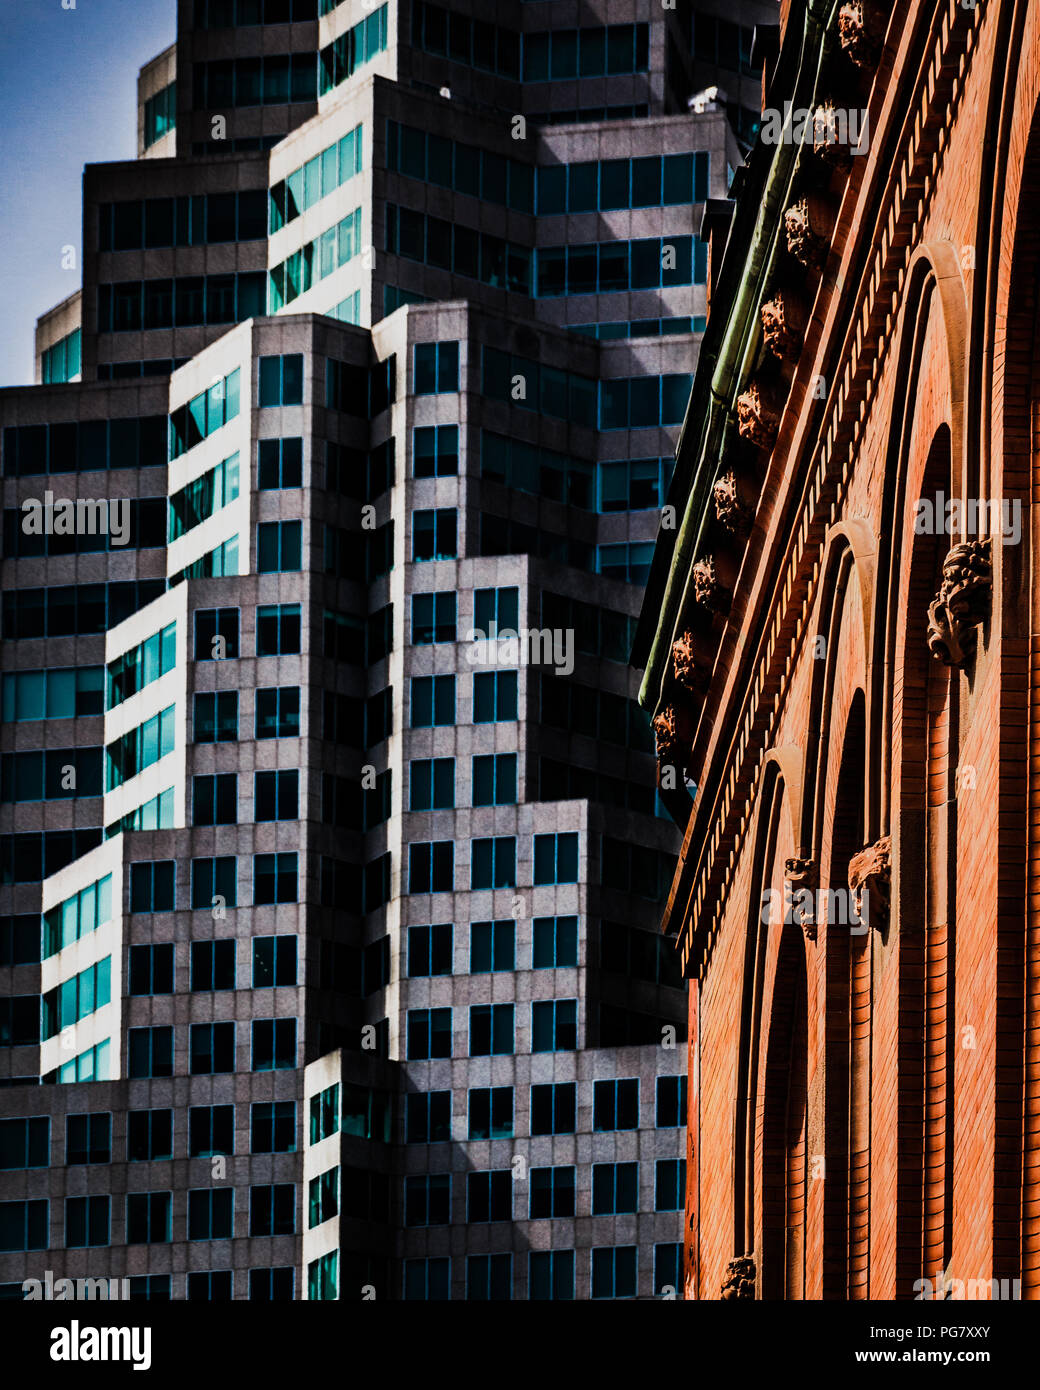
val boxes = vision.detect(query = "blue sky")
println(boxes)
[0,0,175,386]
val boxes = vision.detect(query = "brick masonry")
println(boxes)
[642,0,1040,1301]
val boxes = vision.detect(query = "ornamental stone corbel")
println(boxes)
[784,856,817,941]
[713,470,753,535]
[838,2,885,70]
[720,1254,756,1301]
[692,556,730,614]
[784,194,834,270]
[653,704,680,763]
[848,835,892,933]
[811,99,854,169]
[672,630,711,696]
[760,290,807,363]
[925,538,992,667]
[736,380,781,450]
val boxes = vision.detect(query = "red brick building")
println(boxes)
[634,0,1040,1300]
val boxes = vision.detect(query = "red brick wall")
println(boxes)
[680,0,1040,1300]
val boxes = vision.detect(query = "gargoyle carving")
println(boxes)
[785,856,817,941]
[713,471,753,534]
[838,2,885,70]
[672,630,711,696]
[692,556,730,613]
[784,194,834,270]
[720,1254,756,1301]
[925,539,992,667]
[736,380,781,450]
[811,100,853,168]
[848,835,892,933]
[653,704,680,762]
[760,291,807,362]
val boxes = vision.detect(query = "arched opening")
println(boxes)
[733,767,787,1262]
[893,426,957,1298]
[760,920,809,1299]
[999,96,1040,1296]
[822,689,867,1298]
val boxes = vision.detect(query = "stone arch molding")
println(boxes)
[875,240,969,843]
[800,523,874,861]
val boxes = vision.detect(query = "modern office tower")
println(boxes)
[1,0,773,1302]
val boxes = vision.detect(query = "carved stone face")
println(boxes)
[713,471,753,534]
[760,292,806,362]
[847,836,892,931]
[784,195,833,270]
[720,1254,757,1300]
[811,101,854,168]
[736,381,781,450]
[838,1,885,70]
[652,705,679,760]
[925,539,992,667]
[692,556,727,612]
[672,631,710,695]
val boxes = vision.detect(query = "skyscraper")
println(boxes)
[1,0,774,1302]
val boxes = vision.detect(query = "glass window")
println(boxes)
[631,155,662,207]
[408,842,454,894]
[257,520,302,572]
[662,374,693,424]
[592,1161,638,1215]
[523,32,549,81]
[411,675,455,728]
[599,159,629,210]
[568,162,597,213]
[470,837,516,890]
[482,153,507,205]
[470,920,515,973]
[409,757,455,812]
[534,832,578,884]
[599,241,629,293]
[532,999,577,1052]
[126,1109,172,1162]
[663,153,693,205]
[508,161,533,213]
[406,1090,450,1143]
[468,1087,512,1141]
[529,1250,574,1300]
[469,1003,514,1056]
[533,915,578,968]
[411,591,456,643]
[256,604,300,656]
[254,853,298,905]
[408,923,453,977]
[473,671,516,723]
[472,754,516,806]
[593,1079,639,1131]
[412,508,456,561]
[190,940,236,992]
[255,686,300,738]
[64,1114,108,1165]
[406,1008,452,1061]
